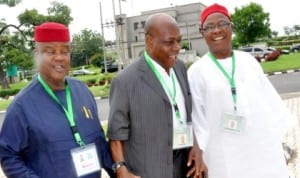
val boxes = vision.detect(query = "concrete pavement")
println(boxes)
[0,93,300,178]
[282,93,300,178]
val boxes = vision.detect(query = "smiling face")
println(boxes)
[201,13,233,58]
[145,14,181,73]
[35,42,71,90]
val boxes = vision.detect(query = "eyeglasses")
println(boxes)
[200,21,232,33]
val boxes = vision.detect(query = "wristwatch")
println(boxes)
[112,161,127,173]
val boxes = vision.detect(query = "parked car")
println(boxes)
[290,44,300,53]
[265,47,290,55]
[101,61,118,73]
[71,69,95,76]
[239,46,272,62]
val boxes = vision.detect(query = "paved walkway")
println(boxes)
[283,94,300,178]
[0,95,299,178]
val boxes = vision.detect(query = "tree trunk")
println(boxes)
[0,65,10,89]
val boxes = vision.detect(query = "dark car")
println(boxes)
[290,44,300,53]
[101,61,118,73]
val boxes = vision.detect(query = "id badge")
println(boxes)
[222,112,245,134]
[71,143,101,177]
[173,123,193,150]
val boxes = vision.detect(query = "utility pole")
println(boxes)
[111,0,122,70]
[118,0,125,67]
[99,1,107,73]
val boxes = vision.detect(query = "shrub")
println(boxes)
[0,89,20,98]
[86,79,97,87]
[265,50,281,62]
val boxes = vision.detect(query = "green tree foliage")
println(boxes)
[46,1,73,25]
[284,26,292,37]
[231,2,271,46]
[0,0,21,7]
[293,25,300,36]
[71,29,104,67]
[272,31,278,38]
[17,1,73,46]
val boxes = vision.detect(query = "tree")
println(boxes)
[17,1,73,40]
[231,2,271,46]
[46,1,73,25]
[271,31,278,38]
[0,0,21,6]
[284,26,292,37]
[71,29,104,67]
[293,25,300,36]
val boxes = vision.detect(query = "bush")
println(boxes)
[265,50,281,62]
[0,89,20,98]
[86,79,97,86]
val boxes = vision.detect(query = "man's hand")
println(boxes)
[186,145,208,178]
[116,166,141,178]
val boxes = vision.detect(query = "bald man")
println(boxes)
[107,13,206,178]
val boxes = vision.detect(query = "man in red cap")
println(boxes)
[188,3,295,178]
[0,22,115,178]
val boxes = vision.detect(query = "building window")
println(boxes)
[134,22,139,30]
[141,21,145,28]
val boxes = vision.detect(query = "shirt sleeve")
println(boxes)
[188,66,210,152]
[250,59,297,140]
[0,103,40,178]
[107,77,130,141]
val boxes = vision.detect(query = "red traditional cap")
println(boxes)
[200,3,231,27]
[34,22,70,42]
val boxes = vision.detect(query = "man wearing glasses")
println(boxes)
[188,3,295,178]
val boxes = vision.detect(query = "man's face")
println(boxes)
[146,23,181,70]
[35,42,71,84]
[201,13,233,55]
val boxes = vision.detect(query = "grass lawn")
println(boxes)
[261,53,300,73]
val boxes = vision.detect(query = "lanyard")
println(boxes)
[144,51,183,123]
[208,52,237,111]
[37,75,85,147]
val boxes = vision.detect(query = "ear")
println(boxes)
[198,25,205,36]
[199,28,205,37]
[33,48,38,56]
[145,34,153,47]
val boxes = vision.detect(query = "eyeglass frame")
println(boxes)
[199,21,232,33]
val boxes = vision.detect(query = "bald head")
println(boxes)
[144,13,178,36]
[143,13,181,73]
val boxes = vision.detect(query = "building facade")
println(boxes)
[115,2,209,65]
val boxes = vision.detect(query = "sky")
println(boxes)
[0,0,297,40]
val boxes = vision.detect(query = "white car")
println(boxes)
[71,69,95,76]
[266,47,290,55]
[239,46,272,59]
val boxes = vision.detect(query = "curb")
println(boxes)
[266,69,300,76]
[95,96,109,100]
[280,92,300,99]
